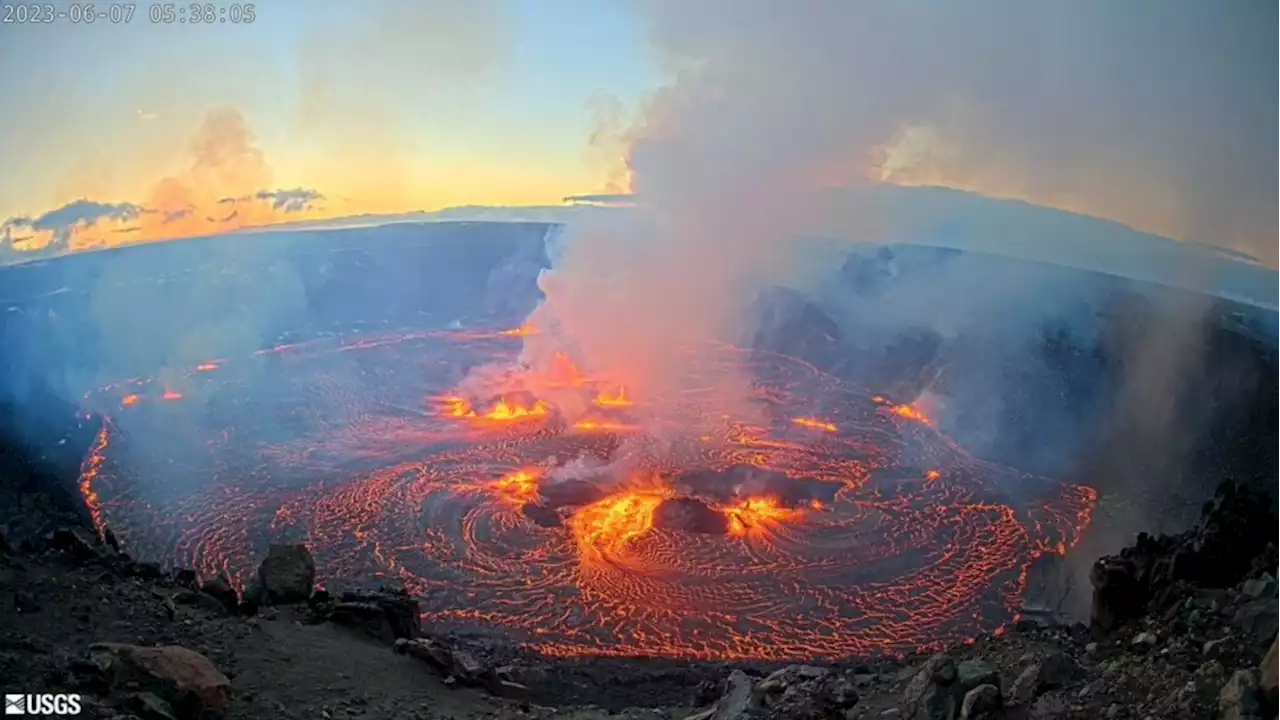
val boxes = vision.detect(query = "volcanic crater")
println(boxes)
[74,323,1096,662]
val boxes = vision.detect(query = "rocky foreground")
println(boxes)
[0,481,1276,720]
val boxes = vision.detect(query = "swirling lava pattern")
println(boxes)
[78,330,1095,661]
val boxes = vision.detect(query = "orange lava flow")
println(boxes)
[791,417,838,432]
[77,423,111,540]
[493,470,541,505]
[722,496,803,537]
[569,487,672,562]
[594,386,633,408]
[76,328,1097,661]
[436,395,549,422]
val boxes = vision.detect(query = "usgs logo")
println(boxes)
[4,694,81,716]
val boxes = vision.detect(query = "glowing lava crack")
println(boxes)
[77,329,1096,661]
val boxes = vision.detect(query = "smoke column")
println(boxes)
[491,0,1274,448]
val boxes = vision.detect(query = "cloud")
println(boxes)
[0,200,143,254]
[253,188,325,213]
[0,108,335,261]
[563,193,636,206]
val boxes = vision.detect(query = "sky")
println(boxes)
[0,0,1275,266]
[0,0,655,252]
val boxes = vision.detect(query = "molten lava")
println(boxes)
[493,470,541,504]
[78,327,1097,661]
[722,496,803,536]
[791,417,838,432]
[436,394,549,422]
[568,486,673,561]
[594,386,633,408]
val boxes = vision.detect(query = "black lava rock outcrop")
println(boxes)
[256,543,316,605]
[323,584,422,642]
[653,497,729,535]
[1090,480,1278,639]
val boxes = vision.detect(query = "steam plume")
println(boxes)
[497,1,1275,432]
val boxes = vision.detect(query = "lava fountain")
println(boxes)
[77,327,1095,660]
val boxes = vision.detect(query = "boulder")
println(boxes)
[238,578,264,615]
[711,670,759,720]
[959,684,1001,720]
[257,544,315,604]
[1233,599,1279,652]
[901,654,959,720]
[87,643,230,720]
[1089,556,1143,636]
[1009,651,1077,706]
[955,660,999,694]
[394,635,514,691]
[1261,637,1277,712]
[1242,575,1277,600]
[46,526,100,561]
[171,568,197,588]
[755,664,858,716]
[332,585,420,640]
[170,589,230,616]
[199,574,239,614]
[1218,668,1261,720]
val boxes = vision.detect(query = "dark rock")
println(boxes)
[653,498,729,535]
[1089,556,1143,636]
[257,544,315,604]
[1029,693,1070,719]
[959,684,1001,720]
[1242,575,1277,600]
[1261,637,1277,711]
[238,579,264,615]
[13,589,40,613]
[46,527,98,561]
[102,526,119,552]
[130,691,177,720]
[170,590,228,616]
[396,636,505,690]
[538,479,607,508]
[329,602,394,641]
[901,655,959,720]
[199,575,238,615]
[751,286,842,370]
[1219,668,1261,720]
[171,568,197,588]
[711,669,758,720]
[87,643,231,720]
[755,665,857,716]
[955,660,998,694]
[1009,651,1076,706]
[1090,481,1278,638]
[1233,599,1279,651]
[131,562,164,580]
[521,503,562,528]
[1202,636,1237,661]
[336,585,420,640]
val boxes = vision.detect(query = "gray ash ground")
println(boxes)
[0,478,1275,720]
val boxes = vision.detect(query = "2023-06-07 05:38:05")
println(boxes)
[0,3,256,24]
